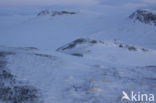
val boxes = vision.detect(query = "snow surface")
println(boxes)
[0,4,156,103]
[0,44,156,103]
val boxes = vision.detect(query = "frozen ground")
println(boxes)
[0,3,156,103]
[0,43,156,103]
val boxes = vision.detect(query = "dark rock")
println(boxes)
[119,44,123,48]
[141,48,149,52]
[127,46,137,51]
[23,47,38,50]
[57,38,98,51]
[56,38,99,57]
[0,69,14,79]
[35,53,51,58]
[0,86,40,103]
[37,10,77,17]
[62,38,86,50]
[90,40,97,44]
[71,53,83,57]
[0,51,15,57]
[129,9,156,26]
[0,50,42,103]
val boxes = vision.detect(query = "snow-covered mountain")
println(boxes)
[0,43,156,103]
[129,9,156,26]
[57,38,156,66]
[37,9,77,17]
[0,3,156,103]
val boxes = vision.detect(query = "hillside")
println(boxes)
[0,4,156,103]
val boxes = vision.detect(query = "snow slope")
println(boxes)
[0,7,156,50]
[57,38,156,66]
[0,44,156,103]
[0,4,156,103]
[0,9,107,50]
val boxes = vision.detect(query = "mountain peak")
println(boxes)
[129,9,156,26]
[37,9,77,17]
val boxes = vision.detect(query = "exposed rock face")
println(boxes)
[57,38,99,51]
[56,38,101,57]
[37,10,77,17]
[129,9,156,26]
[57,38,149,57]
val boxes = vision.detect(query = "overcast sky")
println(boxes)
[0,0,156,7]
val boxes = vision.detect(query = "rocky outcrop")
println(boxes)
[129,9,156,26]
[37,10,77,17]
[57,38,149,57]
[0,51,42,103]
[56,38,101,57]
